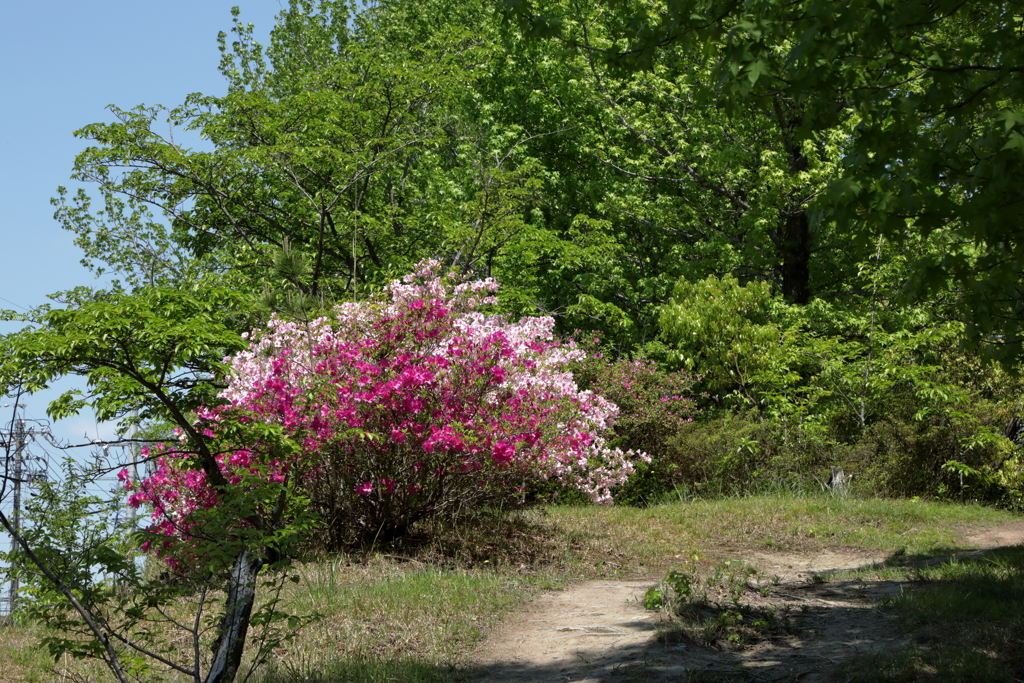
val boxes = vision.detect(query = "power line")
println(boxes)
[0,295,30,312]
[0,417,50,617]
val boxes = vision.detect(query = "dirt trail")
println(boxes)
[470,522,1024,682]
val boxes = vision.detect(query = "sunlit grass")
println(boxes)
[543,495,1018,576]
[277,560,528,664]
[0,620,59,683]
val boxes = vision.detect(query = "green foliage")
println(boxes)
[0,458,317,681]
[667,412,824,496]
[849,398,1015,501]
[508,0,1024,364]
[660,274,800,409]
[54,0,567,321]
[0,285,248,431]
[655,262,1024,502]
[646,560,793,649]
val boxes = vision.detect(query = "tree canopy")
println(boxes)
[502,0,1024,360]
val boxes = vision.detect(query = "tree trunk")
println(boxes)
[205,550,264,683]
[772,97,813,305]
[780,209,811,305]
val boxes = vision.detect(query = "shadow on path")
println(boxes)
[469,535,1024,683]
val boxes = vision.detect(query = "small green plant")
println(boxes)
[643,586,665,610]
[647,559,792,650]
[666,570,694,599]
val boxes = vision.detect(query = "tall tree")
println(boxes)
[441,0,859,346]
[503,0,1024,362]
[56,2,491,301]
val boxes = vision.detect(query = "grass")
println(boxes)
[263,559,528,675]
[0,494,1019,682]
[0,620,56,683]
[840,545,1024,682]
[541,495,1016,575]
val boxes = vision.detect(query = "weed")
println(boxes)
[642,586,665,610]
[647,560,793,650]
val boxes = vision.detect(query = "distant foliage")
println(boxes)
[657,273,1024,502]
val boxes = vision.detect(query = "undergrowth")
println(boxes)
[644,559,795,649]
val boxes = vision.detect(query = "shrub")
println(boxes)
[127,262,647,548]
[569,335,700,505]
[665,412,832,496]
[852,405,1014,501]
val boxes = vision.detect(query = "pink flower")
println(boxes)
[491,441,515,466]
[130,260,653,563]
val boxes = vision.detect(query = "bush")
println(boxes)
[852,407,1014,501]
[563,335,700,506]
[128,262,648,549]
[665,412,833,496]
[656,272,1024,503]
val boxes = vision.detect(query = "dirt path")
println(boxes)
[469,523,1024,682]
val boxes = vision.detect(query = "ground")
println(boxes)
[468,521,1024,682]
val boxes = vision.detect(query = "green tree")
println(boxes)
[504,0,1024,363]
[55,0,558,313]
[373,0,867,353]
[0,285,317,683]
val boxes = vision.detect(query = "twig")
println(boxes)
[775,593,849,607]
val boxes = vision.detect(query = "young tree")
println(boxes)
[0,286,311,683]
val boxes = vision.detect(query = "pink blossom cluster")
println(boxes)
[125,262,648,548]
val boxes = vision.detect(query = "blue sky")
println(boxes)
[0,1,284,451]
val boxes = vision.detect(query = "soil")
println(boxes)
[468,522,1024,682]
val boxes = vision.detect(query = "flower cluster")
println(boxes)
[125,262,647,548]
[571,333,699,457]
[567,333,701,506]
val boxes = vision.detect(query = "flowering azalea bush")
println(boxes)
[529,333,701,506]
[126,262,647,548]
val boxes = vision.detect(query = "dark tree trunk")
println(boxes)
[772,97,814,305]
[781,209,811,305]
[205,550,264,683]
